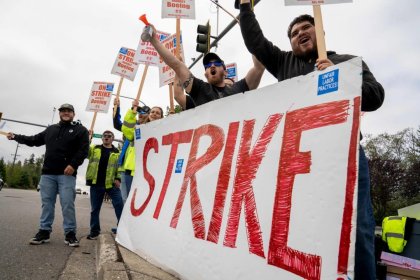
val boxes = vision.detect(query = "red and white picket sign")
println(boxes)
[117,58,363,280]
[161,0,195,19]
[158,33,185,87]
[111,47,139,81]
[85,81,114,113]
[134,30,170,66]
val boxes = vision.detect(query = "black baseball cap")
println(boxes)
[58,103,74,112]
[203,53,225,68]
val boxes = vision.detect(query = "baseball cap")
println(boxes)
[203,52,225,68]
[58,103,75,112]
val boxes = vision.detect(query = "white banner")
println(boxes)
[85,81,113,113]
[158,33,185,87]
[285,0,352,5]
[117,58,363,280]
[111,47,139,81]
[162,0,195,19]
[134,30,170,66]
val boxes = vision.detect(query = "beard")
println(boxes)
[206,69,225,86]
[59,115,74,123]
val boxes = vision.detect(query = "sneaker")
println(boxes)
[29,230,50,245]
[87,232,99,240]
[64,231,79,247]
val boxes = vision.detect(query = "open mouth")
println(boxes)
[210,69,216,75]
[299,36,310,45]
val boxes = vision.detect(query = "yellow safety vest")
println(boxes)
[121,109,137,172]
[382,216,408,253]
[85,145,121,189]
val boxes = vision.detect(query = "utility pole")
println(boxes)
[51,107,56,125]
[11,143,20,171]
[12,143,20,166]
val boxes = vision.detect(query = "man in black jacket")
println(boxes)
[238,2,384,279]
[7,103,89,247]
[144,26,265,110]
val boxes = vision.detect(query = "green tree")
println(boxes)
[363,125,420,224]
[0,157,6,181]
[165,104,183,116]
[5,154,44,189]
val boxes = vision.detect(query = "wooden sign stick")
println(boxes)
[167,17,182,114]
[133,64,149,113]
[113,76,124,117]
[0,131,8,136]
[313,5,327,60]
[169,84,175,114]
[89,111,98,140]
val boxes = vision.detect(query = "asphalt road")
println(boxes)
[0,188,117,280]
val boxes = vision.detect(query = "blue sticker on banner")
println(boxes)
[106,84,114,91]
[119,47,128,55]
[175,159,184,173]
[318,69,339,95]
[135,128,141,140]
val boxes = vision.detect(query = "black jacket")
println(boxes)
[239,3,384,112]
[14,121,89,176]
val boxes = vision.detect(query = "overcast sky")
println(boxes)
[1,0,419,185]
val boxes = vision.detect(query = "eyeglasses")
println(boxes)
[204,61,224,69]
[102,135,113,139]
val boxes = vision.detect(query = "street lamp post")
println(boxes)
[51,107,56,125]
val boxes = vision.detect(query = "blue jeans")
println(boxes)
[89,185,123,235]
[123,173,133,199]
[119,172,127,203]
[38,175,77,235]
[354,147,376,279]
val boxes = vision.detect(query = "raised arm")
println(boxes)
[174,73,187,109]
[244,55,265,90]
[148,25,194,92]
[239,1,284,78]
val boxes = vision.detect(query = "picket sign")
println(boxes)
[117,58,363,280]
[111,47,139,81]
[158,33,185,88]
[161,0,196,19]
[111,46,139,117]
[226,63,238,82]
[86,81,114,133]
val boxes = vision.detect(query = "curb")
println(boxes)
[97,233,179,280]
[97,233,129,280]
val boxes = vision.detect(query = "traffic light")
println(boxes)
[196,21,211,54]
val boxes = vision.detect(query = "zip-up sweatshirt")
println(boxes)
[13,121,89,176]
[239,3,384,112]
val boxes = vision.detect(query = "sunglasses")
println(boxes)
[204,61,224,69]
[102,134,113,139]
